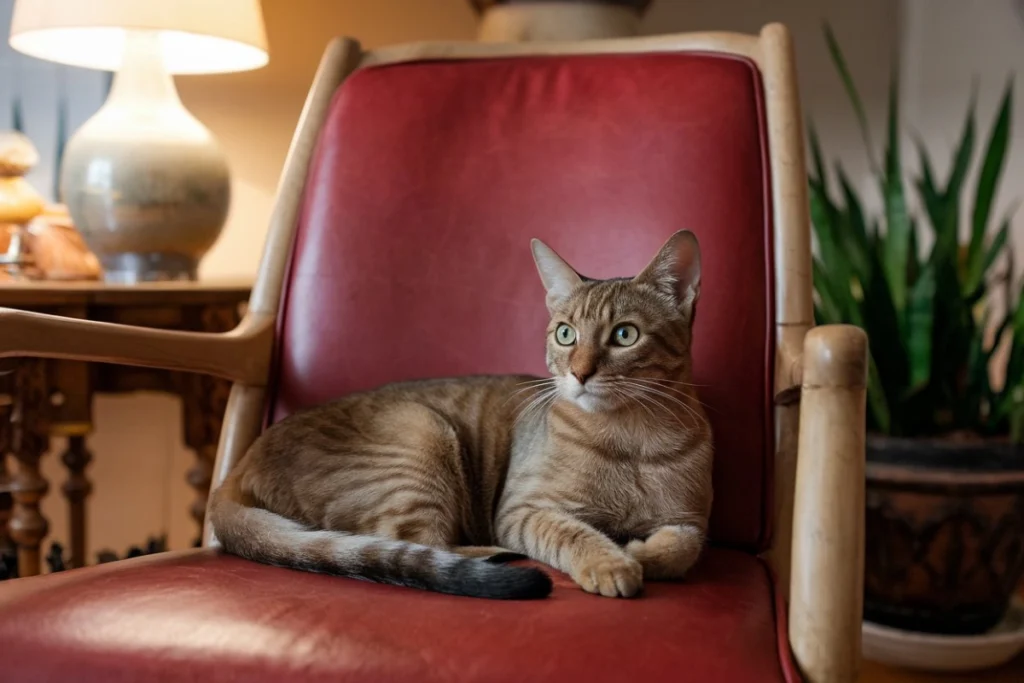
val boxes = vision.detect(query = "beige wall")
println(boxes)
[37,0,900,563]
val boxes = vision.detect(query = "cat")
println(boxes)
[209,230,713,600]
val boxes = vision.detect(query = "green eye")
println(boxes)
[612,324,640,347]
[555,323,576,345]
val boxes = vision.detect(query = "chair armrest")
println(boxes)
[788,324,868,683]
[0,307,274,385]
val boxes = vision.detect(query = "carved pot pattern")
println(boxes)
[865,435,1024,635]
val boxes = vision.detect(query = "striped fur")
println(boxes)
[210,230,713,599]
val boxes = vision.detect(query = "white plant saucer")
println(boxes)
[862,599,1024,672]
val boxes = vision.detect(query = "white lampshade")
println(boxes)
[8,0,269,74]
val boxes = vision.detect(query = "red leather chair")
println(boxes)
[0,24,867,683]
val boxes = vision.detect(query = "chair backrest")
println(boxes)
[253,28,812,555]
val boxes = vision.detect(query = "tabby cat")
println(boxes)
[209,230,713,600]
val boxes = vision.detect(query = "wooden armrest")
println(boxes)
[0,307,274,385]
[788,324,868,683]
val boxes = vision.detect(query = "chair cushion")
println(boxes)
[0,548,798,682]
[270,52,775,552]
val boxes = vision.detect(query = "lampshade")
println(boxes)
[8,0,269,74]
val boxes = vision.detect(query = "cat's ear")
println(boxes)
[634,230,701,315]
[531,238,583,308]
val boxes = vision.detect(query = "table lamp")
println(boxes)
[8,0,269,283]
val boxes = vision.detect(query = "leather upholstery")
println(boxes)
[272,52,775,552]
[0,548,796,683]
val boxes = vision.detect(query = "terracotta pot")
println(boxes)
[865,434,1024,635]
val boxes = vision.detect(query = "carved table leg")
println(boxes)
[8,359,50,577]
[0,385,13,564]
[49,354,95,570]
[61,436,93,568]
[182,373,232,544]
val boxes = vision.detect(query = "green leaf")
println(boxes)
[907,218,921,286]
[823,21,878,175]
[882,69,911,314]
[812,258,845,324]
[809,180,841,265]
[977,217,1011,291]
[906,265,936,388]
[968,81,1013,285]
[965,307,991,423]
[992,283,1024,424]
[914,138,956,257]
[808,123,828,188]
[1013,280,1024,335]
[945,82,977,199]
[836,166,874,282]
[864,245,909,407]
[867,351,892,433]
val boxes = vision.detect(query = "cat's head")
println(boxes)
[531,231,701,413]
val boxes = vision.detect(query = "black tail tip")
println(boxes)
[447,558,554,600]
[495,565,554,600]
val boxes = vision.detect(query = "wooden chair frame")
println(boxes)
[0,24,867,683]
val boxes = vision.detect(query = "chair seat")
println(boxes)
[0,547,798,682]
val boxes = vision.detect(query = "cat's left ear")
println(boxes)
[634,230,701,315]
[531,238,583,309]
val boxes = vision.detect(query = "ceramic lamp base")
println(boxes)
[60,31,230,284]
[98,252,198,284]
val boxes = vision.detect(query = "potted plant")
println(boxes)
[810,24,1024,636]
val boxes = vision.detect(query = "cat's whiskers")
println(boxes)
[621,385,687,430]
[625,377,718,414]
[629,377,708,388]
[614,380,712,433]
[503,379,558,406]
[603,380,681,428]
[614,384,670,428]
[513,386,560,427]
[514,377,558,387]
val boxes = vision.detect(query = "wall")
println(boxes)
[22,0,900,563]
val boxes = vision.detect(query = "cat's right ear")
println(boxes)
[531,238,583,309]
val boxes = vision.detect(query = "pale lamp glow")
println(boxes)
[8,0,269,74]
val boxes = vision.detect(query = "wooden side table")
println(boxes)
[0,280,252,578]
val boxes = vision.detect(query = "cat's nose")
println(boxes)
[572,369,595,385]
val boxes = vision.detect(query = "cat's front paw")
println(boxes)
[571,553,643,598]
[626,525,703,580]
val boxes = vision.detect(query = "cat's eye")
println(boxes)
[612,324,640,347]
[555,323,577,346]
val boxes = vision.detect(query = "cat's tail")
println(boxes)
[208,475,553,600]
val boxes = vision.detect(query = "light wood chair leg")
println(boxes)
[789,324,868,683]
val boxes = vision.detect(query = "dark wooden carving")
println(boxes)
[61,436,93,569]
[0,283,250,577]
[0,379,14,563]
[8,358,51,577]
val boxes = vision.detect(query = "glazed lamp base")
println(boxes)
[59,31,230,284]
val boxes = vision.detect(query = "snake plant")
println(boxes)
[810,24,1024,441]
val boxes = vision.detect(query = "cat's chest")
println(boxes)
[573,460,684,539]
